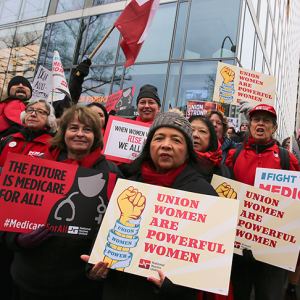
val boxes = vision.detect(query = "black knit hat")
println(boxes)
[148,112,193,146]
[8,76,32,98]
[136,84,161,107]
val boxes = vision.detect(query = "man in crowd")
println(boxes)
[227,127,236,139]
[0,76,32,138]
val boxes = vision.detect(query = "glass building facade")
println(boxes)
[0,0,299,141]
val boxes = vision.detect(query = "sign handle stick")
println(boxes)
[51,89,54,106]
[89,25,115,60]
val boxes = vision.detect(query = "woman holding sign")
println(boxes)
[83,112,218,300]
[4,106,122,300]
[225,104,300,300]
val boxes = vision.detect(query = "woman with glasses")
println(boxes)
[225,104,300,300]
[0,98,57,167]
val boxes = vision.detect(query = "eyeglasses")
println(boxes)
[252,116,272,124]
[25,108,48,116]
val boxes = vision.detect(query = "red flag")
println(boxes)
[115,0,160,68]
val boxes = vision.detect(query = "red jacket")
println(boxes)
[0,128,52,167]
[225,140,300,186]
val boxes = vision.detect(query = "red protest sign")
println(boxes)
[0,153,116,239]
[103,116,150,163]
[105,86,135,112]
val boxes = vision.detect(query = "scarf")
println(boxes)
[247,136,275,153]
[136,116,154,124]
[141,161,187,187]
[195,141,222,170]
[44,146,102,168]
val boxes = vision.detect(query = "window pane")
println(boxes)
[266,13,273,59]
[45,19,81,69]
[177,60,234,114]
[37,23,51,67]
[0,0,22,24]
[80,66,114,103]
[172,2,188,58]
[136,3,176,62]
[111,66,123,94]
[7,22,45,81]
[20,0,50,20]
[251,0,258,15]
[73,18,89,65]
[184,0,240,59]
[240,5,255,70]
[119,63,168,117]
[80,12,120,65]
[164,63,180,112]
[259,0,268,41]
[56,0,84,14]
[93,0,122,5]
[255,37,263,73]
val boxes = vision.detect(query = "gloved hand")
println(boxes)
[16,225,52,248]
[75,58,92,78]
[239,100,254,121]
[108,110,116,116]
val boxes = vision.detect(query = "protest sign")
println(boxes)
[105,87,135,112]
[52,50,71,99]
[211,174,300,271]
[31,65,52,100]
[89,179,239,295]
[186,101,217,118]
[102,116,150,163]
[213,62,276,106]
[217,103,225,114]
[254,168,300,201]
[47,89,65,103]
[0,153,117,239]
[290,136,300,164]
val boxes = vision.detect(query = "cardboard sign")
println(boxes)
[254,168,300,201]
[52,50,71,100]
[103,116,150,163]
[31,65,52,100]
[290,136,300,164]
[105,87,135,112]
[213,62,276,106]
[89,179,239,295]
[186,101,217,118]
[0,153,117,239]
[211,175,300,271]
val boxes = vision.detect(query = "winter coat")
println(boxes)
[4,150,122,297]
[101,163,218,300]
[0,97,26,139]
[0,127,52,167]
[220,137,237,164]
[225,140,300,186]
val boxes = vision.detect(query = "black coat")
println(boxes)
[4,154,122,297]
[101,163,218,300]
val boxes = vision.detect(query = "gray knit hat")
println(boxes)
[148,112,193,145]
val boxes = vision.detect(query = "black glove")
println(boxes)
[108,110,116,116]
[16,225,52,248]
[75,58,92,78]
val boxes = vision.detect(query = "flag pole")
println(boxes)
[89,25,115,60]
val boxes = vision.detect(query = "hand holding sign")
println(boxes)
[17,225,52,248]
[216,183,237,199]
[118,186,146,223]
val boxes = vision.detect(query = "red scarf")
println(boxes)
[136,116,154,124]
[195,141,222,170]
[247,136,273,145]
[44,146,102,168]
[141,161,187,187]
[219,137,224,144]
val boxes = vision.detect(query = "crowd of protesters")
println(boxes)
[0,68,300,300]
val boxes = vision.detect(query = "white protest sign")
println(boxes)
[254,168,300,200]
[31,66,52,100]
[52,50,71,100]
[227,117,238,131]
[103,116,150,163]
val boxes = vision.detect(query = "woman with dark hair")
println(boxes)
[205,111,237,163]
[86,103,109,134]
[82,112,218,300]
[188,115,234,182]
[4,106,122,300]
